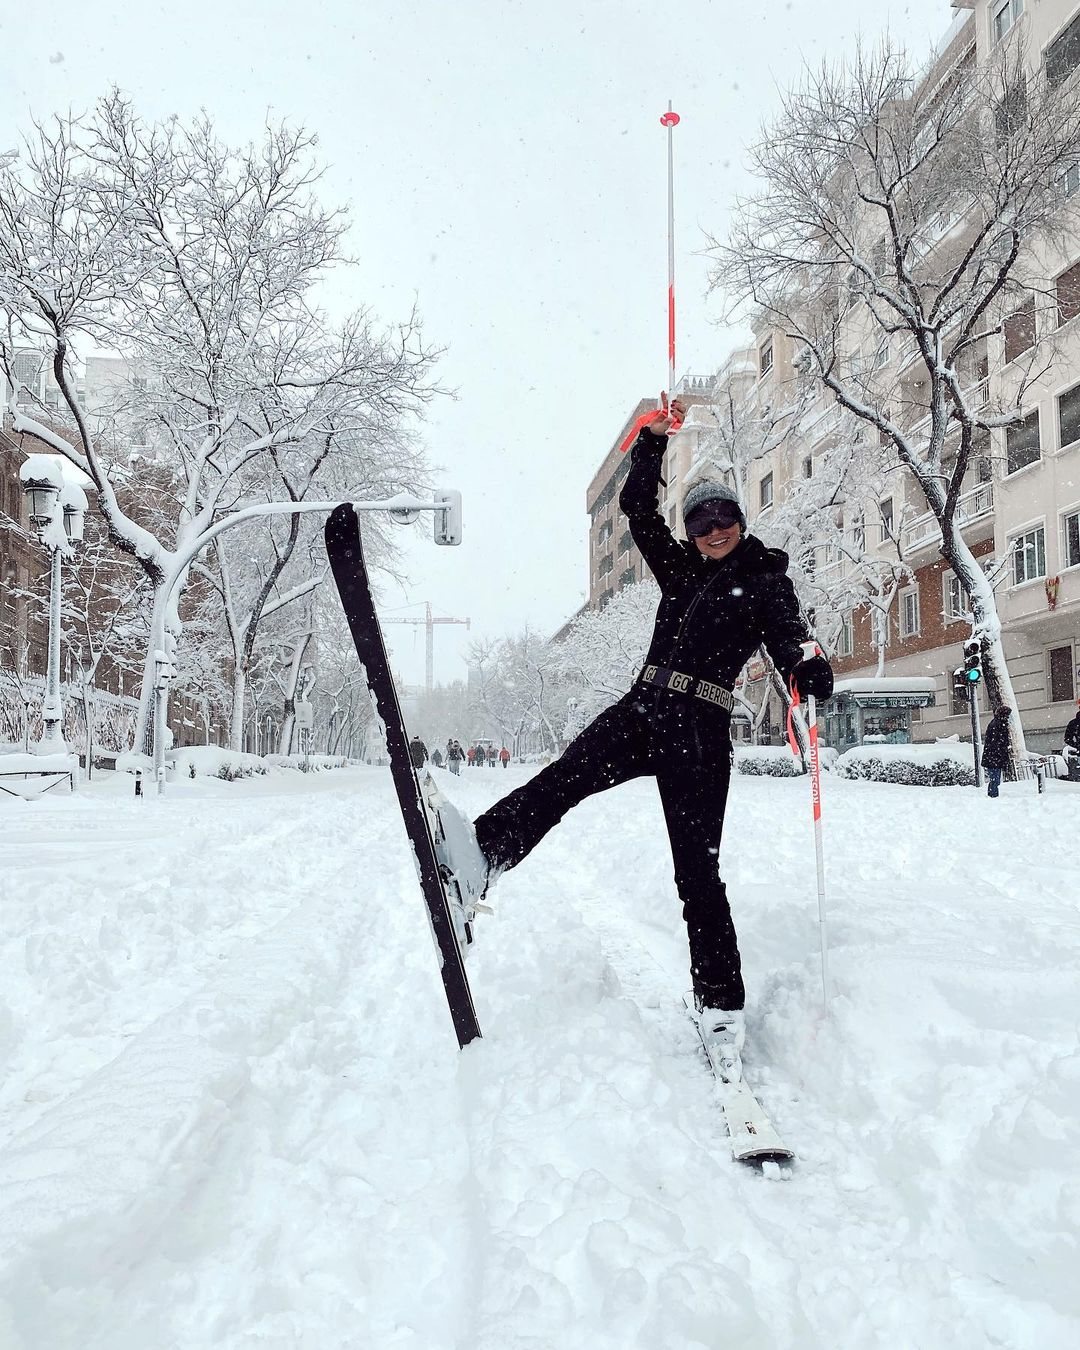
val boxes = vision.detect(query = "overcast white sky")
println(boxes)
[2,0,955,687]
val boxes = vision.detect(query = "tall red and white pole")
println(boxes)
[801,640,830,1009]
[660,104,680,400]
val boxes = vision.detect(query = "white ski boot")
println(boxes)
[694,1005,745,1085]
[420,773,495,950]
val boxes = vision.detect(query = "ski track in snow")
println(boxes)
[1,765,1078,1349]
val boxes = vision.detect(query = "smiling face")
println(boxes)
[691,522,742,561]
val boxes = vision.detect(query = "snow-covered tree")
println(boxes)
[0,95,438,752]
[549,581,660,728]
[468,628,565,758]
[709,38,1080,754]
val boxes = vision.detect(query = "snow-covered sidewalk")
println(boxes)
[1,765,1077,1349]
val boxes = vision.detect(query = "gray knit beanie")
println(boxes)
[682,479,746,529]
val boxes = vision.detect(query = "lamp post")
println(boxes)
[19,457,86,755]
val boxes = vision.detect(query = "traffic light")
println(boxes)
[963,638,983,686]
[952,668,968,702]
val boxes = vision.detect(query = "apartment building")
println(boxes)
[640,0,1080,756]
[585,398,661,610]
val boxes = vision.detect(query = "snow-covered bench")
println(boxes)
[0,752,77,799]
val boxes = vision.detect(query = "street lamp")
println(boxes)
[18,456,86,755]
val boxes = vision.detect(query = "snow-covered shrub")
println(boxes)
[834,743,976,787]
[169,747,268,780]
[734,746,803,777]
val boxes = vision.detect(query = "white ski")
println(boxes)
[684,995,794,1164]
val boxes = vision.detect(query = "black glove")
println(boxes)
[792,654,834,701]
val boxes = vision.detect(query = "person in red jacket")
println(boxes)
[499,746,510,768]
[466,746,476,768]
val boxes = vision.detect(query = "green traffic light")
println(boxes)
[966,669,981,682]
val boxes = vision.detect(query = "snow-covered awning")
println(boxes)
[828,676,937,709]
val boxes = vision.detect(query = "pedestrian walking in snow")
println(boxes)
[470,398,833,1083]
[982,705,1012,797]
[448,740,463,775]
[430,747,443,768]
[499,746,510,768]
[487,746,498,768]
[466,746,476,769]
[408,736,428,770]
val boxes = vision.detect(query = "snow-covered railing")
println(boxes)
[902,480,994,554]
[903,377,989,446]
[798,401,841,442]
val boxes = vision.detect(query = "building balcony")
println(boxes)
[798,401,841,444]
[902,375,989,445]
[901,479,994,555]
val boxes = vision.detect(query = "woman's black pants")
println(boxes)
[473,689,744,1010]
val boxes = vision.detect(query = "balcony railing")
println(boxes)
[798,401,841,443]
[902,479,994,553]
[903,376,989,445]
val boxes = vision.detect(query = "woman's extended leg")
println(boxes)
[474,696,653,874]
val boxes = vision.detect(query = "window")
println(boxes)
[619,567,636,589]
[1003,296,1036,362]
[1048,645,1076,702]
[802,455,814,479]
[836,614,854,659]
[994,79,1028,144]
[1063,508,1080,568]
[1062,163,1080,199]
[1057,262,1080,327]
[900,587,921,638]
[1048,645,1076,703]
[759,340,774,378]
[1047,10,1080,87]
[944,573,968,622]
[597,519,613,545]
[1011,525,1046,585]
[880,498,894,539]
[759,472,774,510]
[618,529,633,555]
[1058,384,1080,450]
[599,553,613,577]
[1006,410,1040,474]
[851,516,865,553]
[992,0,1023,45]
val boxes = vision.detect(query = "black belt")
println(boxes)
[640,664,734,712]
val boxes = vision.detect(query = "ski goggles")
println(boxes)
[684,502,743,537]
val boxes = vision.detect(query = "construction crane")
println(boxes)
[382,602,471,694]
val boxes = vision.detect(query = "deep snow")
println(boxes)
[1,762,1078,1349]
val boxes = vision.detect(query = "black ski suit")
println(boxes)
[474,427,827,1010]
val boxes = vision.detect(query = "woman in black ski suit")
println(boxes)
[473,399,833,1069]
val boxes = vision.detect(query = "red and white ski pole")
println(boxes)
[661,101,680,401]
[788,640,830,1010]
[618,104,684,454]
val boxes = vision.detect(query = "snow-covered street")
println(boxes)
[1,765,1078,1349]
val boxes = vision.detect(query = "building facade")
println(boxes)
[585,0,1080,755]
